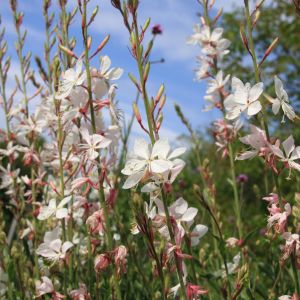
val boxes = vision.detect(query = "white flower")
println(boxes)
[141,158,186,193]
[36,228,73,262]
[36,276,65,299]
[57,59,86,99]
[236,125,269,160]
[78,127,111,160]
[0,141,26,158]
[38,196,72,220]
[191,224,208,246]
[271,76,296,122]
[195,58,210,80]
[225,253,241,276]
[154,197,198,241]
[215,253,241,278]
[36,276,54,297]
[121,139,186,189]
[224,77,263,120]
[91,55,123,99]
[270,135,300,172]
[206,70,230,94]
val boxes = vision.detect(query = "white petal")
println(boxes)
[193,224,208,238]
[236,150,258,160]
[133,139,150,160]
[106,68,123,80]
[57,196,72,209]
[100,56,111,74]
[272,99,281,115]
[141,182,159,193]
[181,207,198,222]
[283,135,295,158]
[94,79,108,99]
[249,82,263,102]
[231,77,245,91]
[50,239,62,252]
[151,139,170,159]
[211,27,223,42]
[56,208,69,219]
[150,159,171,173]
[170,197,188,216]
[36,244,57,259]
[274,76,283,98]
[247,101,262,116]
[168,147,186,160]
[62,241,73,254]
[122,171,144,189]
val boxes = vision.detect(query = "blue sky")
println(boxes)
[0,0,245,142]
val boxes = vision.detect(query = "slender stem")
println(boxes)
[43,1,53,93]
[161,194,187,300]
[132,19,155,144]
[82,2,121,299]
[196,190,232,298]
[184,235,198,284]
[291,254,300,296]
[244,0,283,209]
[228,143,242,239]
[0,62,10,135]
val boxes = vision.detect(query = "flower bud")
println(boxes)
[143,62,150,83]
[142,17,151,33]
[133,103,141,123]
[94,253,110,272]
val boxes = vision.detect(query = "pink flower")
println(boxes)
[263,193,279,205]
[69,283,90,300]
[267,203,291,233]
[86,210,105,235]
[270,135,300,175]
[226,237,240,248]
[94,253,110,272]
[281,232,300,261]
[186,283,208,300]
[36,276,65,299]
[113,245,128,276]
[236,125,269,160]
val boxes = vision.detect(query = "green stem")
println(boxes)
[196,190,232,298]
[12,11,29,117]
[132,19,155,144]
[82,2,121,299]
[0,62,10,135]
[228,143,242,239]
[43,2,53,94]
[161,194,187,300]
[291,254,300,297]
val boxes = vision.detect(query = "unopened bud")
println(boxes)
[133,103,141,122]
[128,73,141,92]
[252,10,260,27]
[87,36,92,49]
[213,8,223,24]
[59,44,77,58]
[159,95,166,110]
[155,84,164,104]
[142,17,151,33]
[259,37,279,68]
[240,26,251,56]
[90,35,110,60]
[144,39,153,60]
[88,6,99,26]
[143,62,150,82]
